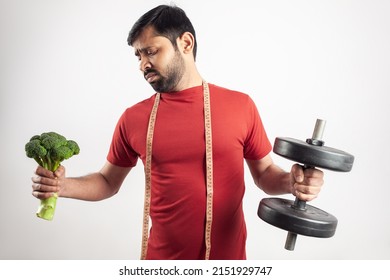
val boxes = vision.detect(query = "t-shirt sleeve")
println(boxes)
[106,110,139,168]
[243,96,272,160]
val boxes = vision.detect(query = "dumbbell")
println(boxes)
[257,119,354,250]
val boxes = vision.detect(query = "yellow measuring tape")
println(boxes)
[141,81,213,260]
[141,91,160,260]
[202,81,213,260]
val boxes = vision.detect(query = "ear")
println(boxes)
[177,32,195,55]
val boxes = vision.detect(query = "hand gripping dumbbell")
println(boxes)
[257,119,355,250]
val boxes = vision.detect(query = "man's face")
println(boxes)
[133,26,185,93]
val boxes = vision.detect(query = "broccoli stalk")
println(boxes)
[25,132,80,221]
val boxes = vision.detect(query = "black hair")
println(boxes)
[127,4,197,59]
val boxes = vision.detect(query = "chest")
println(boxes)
[150,97,247,166]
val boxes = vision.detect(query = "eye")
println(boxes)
[146,49,157,56]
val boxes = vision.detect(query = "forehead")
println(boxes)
[132,26,172,51]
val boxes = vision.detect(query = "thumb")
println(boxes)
[292,164,304,183]
[54,165,66,179]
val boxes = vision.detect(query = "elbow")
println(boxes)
[107,182,121,198]
[98,173,122,199]
[111,187,120,197]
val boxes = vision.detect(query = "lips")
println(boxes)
[144,71,158,83]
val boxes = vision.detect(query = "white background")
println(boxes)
[1,0,389,260]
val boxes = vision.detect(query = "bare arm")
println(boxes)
[32,161,132,201]
[246,154,324,201]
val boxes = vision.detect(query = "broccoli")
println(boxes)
[25,131,80,221]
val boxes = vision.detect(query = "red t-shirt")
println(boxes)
[107,84,272,259]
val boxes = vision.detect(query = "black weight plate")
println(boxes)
[273,137,354,172]
[258,198,337,238]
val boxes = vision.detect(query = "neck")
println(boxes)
[173,66,203,92]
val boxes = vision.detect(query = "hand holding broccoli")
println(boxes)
[25,132,80,220]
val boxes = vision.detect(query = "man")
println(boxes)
[31,4,324,260]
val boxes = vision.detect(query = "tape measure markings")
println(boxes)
[141,82,213,260]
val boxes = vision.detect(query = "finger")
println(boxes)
[35,166,56,178]
[303,168,324,180]
[32,182,60,193]
[31,176,59,188]
[294,189,318,202]
[32,190,57,200]
[31,176,60,196]
[301,169,324,188]
[294,182,320,195]
[300,177,324,189]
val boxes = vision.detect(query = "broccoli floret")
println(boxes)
[67,140,80,156]
[25,139,47,167]
[50,145,74,169]
[41,132,67,150]
[30,135,41,141]
[25,131,80,172]
[25,131,80,221]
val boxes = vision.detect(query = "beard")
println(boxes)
[145,50,185,93]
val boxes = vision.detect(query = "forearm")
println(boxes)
[247,154,324,201]
[256,164,292,195]
[59,172,119,201]
[246,157,292,196]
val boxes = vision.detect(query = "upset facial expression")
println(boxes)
[133,26,185,93]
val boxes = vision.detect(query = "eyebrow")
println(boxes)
[134,47,154,57]
[134,49,143,57]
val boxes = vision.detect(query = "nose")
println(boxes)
[139,56,152,73]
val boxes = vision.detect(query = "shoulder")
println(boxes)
[121,94,157,118]
[209,84,248,96]
[209,83,255,105]
[113,94,158,130]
